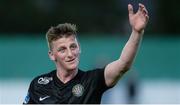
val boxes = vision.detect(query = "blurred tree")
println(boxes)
[0,0,179,35]
[158,0,180,34]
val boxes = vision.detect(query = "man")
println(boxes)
[23,3,149,104]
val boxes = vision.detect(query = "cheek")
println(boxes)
[74,50,80,57]
[54,53,66,61]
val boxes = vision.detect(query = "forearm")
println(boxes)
[104,30,144,87]
[105,3,148,87]
[119,30,144,70]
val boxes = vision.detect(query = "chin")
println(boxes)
[67,65,78,70]
[65,60,79,70]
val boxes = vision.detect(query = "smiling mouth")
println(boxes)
[66,58,75,62]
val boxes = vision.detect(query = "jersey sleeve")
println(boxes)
[90,68,112,93]
[23,76,41,104]
[23,79,36,104]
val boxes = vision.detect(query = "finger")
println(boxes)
[143,7,148,15]
[145,14,149,21]
[139,3,145,8]
[138,3,145,12]
[140,3,148,15]
[128,4,134,15]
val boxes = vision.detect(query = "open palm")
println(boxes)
[128,3,149,33]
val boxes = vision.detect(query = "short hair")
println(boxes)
[46,23,77,50]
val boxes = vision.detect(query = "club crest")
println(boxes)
[72,84,84,97]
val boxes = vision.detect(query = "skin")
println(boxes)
[48,36,80,83]
[104,3,149,87]
[48,3,149,86]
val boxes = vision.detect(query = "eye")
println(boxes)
[57,47,66,53]
[70,44,77,49]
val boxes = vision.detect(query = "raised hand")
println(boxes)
[128,3,149,33]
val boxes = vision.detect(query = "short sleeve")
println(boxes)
[90,68,112,93]
[23,80,36,104]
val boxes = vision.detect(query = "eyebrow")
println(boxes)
[57,43,77,48]
[70,43,77,46]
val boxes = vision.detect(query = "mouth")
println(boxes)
[66,58,76,62]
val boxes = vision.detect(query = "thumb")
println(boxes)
[128,4,134,16]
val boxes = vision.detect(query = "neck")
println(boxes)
[56,68,78,84]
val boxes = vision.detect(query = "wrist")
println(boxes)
[132,29,144,35]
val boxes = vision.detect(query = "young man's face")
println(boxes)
[49,35,80,71]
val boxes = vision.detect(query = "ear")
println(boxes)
[48,51,55,61]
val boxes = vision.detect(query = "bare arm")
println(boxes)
[105,3,149,87]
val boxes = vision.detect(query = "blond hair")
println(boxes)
[46,23,77,50]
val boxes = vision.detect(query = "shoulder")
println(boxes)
[82,67,111,90]
[86,67,105,75]
[80,67,105,80]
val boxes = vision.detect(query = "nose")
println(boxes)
[67,49,73,57]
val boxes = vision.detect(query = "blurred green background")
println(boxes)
[0,35,180,80]
[0,0,180,104]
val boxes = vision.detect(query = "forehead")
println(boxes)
[52,35,78,47]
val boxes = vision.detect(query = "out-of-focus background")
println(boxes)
[0,0,180,104]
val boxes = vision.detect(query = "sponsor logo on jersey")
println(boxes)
[72,84,84,97]
[38,77,53,85]
[23,92,30,104]
[39,96,50,101]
